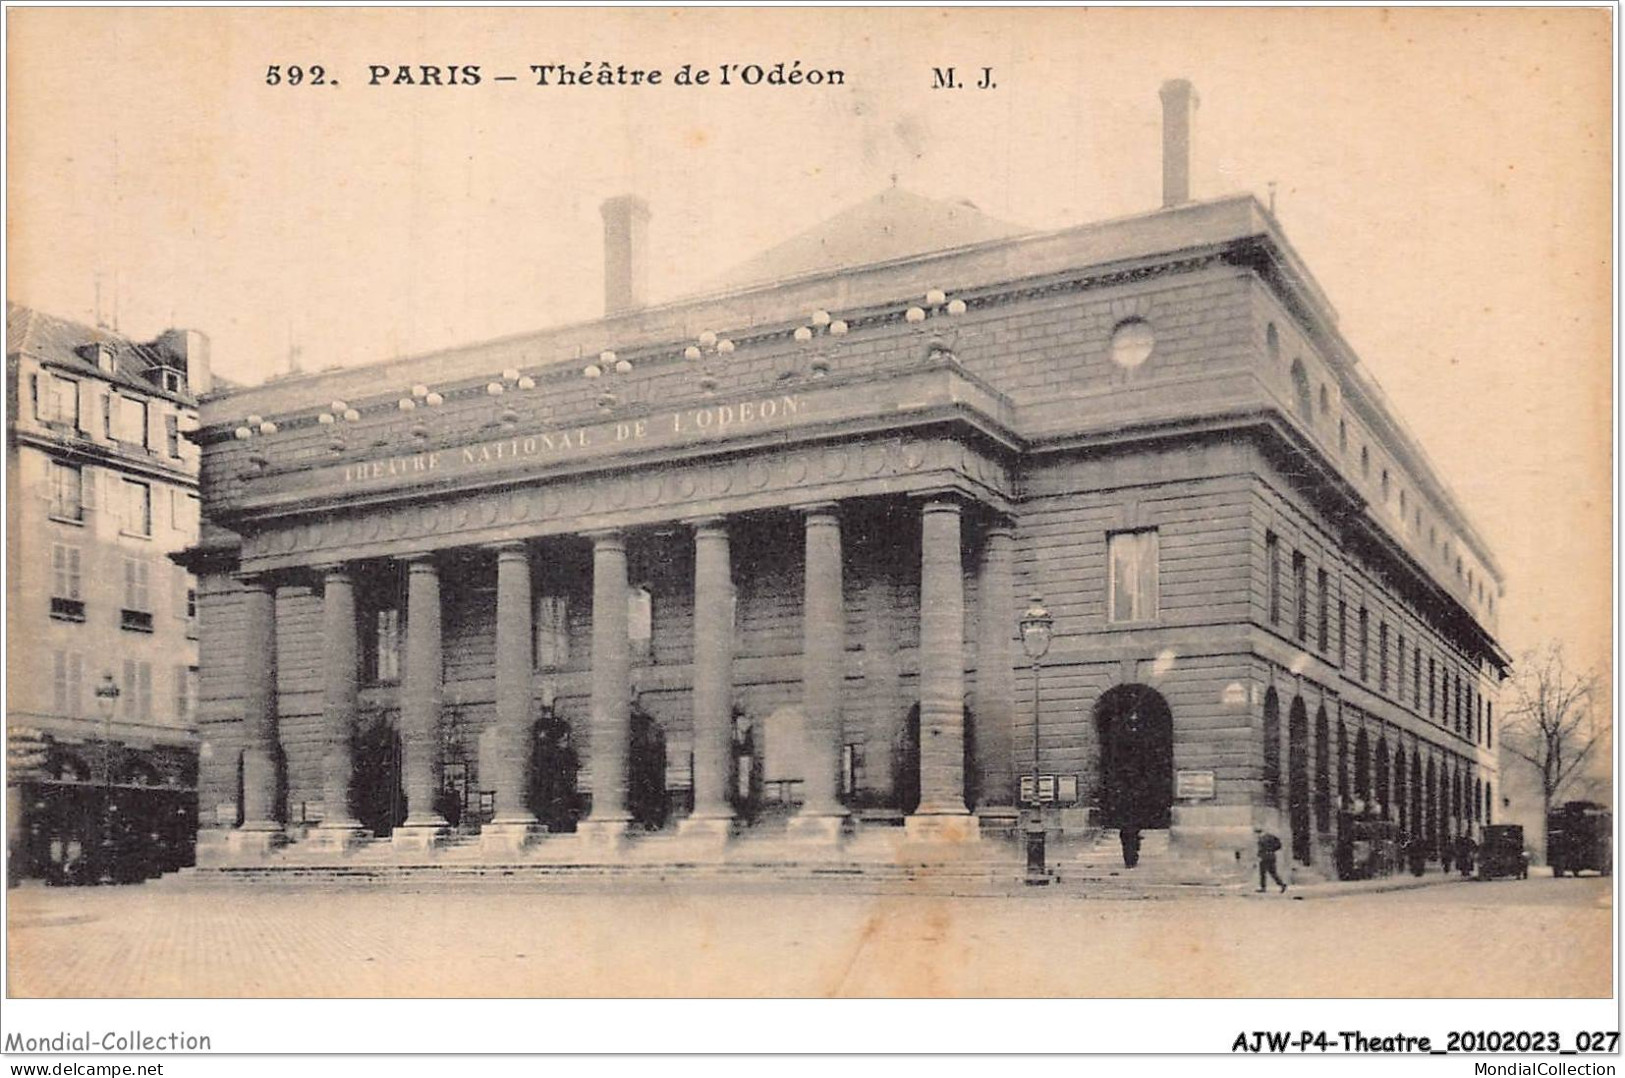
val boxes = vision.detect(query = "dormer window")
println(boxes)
[154,368,184,394]
[95,342,116,375]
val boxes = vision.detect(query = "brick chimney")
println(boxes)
[600,195,650,317]
[1159,79,1198,208]
[154,327,212,397]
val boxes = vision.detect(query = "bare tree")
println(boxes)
[1501,642,1604,833]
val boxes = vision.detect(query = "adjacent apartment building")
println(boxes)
[6,304,208,884]
[180,81,1506,880]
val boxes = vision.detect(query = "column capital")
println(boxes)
[915,489,970,512]
[486,540,531,560]
[685,514,731,536]
[311,561,355,580]
[794,501,842,528]
[583,527,625,550]
[400,551,441,573]
[234,571,277,592]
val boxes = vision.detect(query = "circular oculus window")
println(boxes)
[1110,319,1156,369]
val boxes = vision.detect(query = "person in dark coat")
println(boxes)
[1456,832,1477,879]
[1119,823,1143,869]
[1406,833,1427,876]
[1254,826,1286,893]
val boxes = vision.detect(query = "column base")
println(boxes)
[306,824,369,853]
[576,818,631,851]
[904,812,982,844]
[786,812,849,844]
[479,820,543,854]
[675,815,737,843]
[391,818,449,852]
[226,827,287,859]
[974,805,1022,839]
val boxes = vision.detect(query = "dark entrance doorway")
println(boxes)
[526,708,580,833]
[351,713,405,837]
[896,702,977,814]
[627,702,667,831]
[1288,697,1311,864]
[1094,685,1174,830]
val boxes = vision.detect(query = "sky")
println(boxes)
[6,7,1614,685]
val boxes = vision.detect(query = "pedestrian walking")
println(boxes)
[1119,823,1142,869]
[1254,826,1286,893]
[1456,832,1477,879]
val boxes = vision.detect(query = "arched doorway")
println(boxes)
[1410,754,1423,841]
[1393,745,1408,832]
[1424,758,1438,857]
[897,702,977,815]
[628,702,667,831]
[1313,706,1331,833]
[1288,697,1311,864]
[1094,685,1174,830]
[1336,719,1349,810]
[351,713,405,837]
[1375,735,1390,819]
[526,707,580,833]
[1354,727,1371,807]
[1261,688,1281,810]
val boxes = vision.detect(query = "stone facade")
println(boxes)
[182,194,1507,876]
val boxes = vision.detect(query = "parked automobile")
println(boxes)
[1547,801,1612,878]
[1477,824,1528,880]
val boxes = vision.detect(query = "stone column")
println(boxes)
[394,554,448,848]
[789,503,848,841]
[973,518,1018,827]
[234,574,283,854]
[483,542,540,851]
[581,530,632,844]
[312,563,365,849]
[681,517,736,840]
[907,496,977,842]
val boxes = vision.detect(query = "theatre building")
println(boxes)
[184,82,1505,878]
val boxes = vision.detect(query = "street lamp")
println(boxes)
[93,673,120,885]
[1019,596,1053,885]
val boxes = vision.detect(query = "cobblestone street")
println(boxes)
[4,876,1610,998]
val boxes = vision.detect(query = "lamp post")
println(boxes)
[1019,596,1053,884]
[93,673,120,884]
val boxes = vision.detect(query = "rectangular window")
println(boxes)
[48,461,84,522]
[122,556,153,632]
[121,479,152,536]
[534,594,570,670]
[165,414,180,458]
[1378,622,1389,692]
[1413,646,1422,707]
[628,585,654,660]
[52,651,83,717]
[114,395,148,446]
[1266,532,1281,626]
[174,663,197,723]
[1338,600,1347,666]
[39,374,81,427]
[50,543,85,620]
[1358,607,1369,682]
[1108,529,1160,623]
[1292,551,1308,642]
[1486,700,1493,747]
[1396,632,1406,699]
[1428,658,1437,719]
[1316,569,1329,652]
[365,608,402,683]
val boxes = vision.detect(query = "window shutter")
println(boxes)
[123,659,137,720]
[80,466,96,509]
[52,544,65,597]
[138,662,153,721]
[53,651,67,713]
[30,374,41,420]
[69,653,83,718]
[68,547,81,600]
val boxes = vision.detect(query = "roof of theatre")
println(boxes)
[704,188,1029,293]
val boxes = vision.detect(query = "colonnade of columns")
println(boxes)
[233,494,1018,851]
